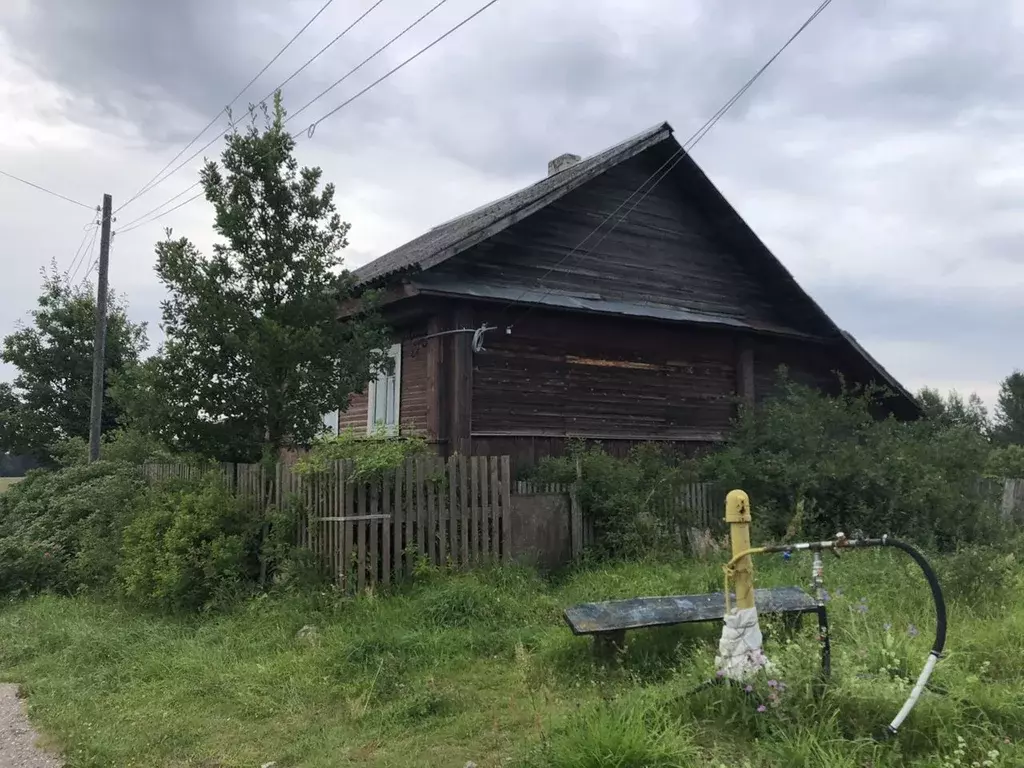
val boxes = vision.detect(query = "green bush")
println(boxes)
[293,426,430,483]
[117,473,265,612]
[701,376,999,550]
[0,462,146,596]
[530,441,699,559]
[50,428,181,468]
[986,444,1024,479]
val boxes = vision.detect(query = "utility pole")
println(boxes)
[88,193,113,462]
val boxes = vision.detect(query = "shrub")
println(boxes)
[50,428,181,468]
[986,445,1024,479]
[117,473,265,612]
[700,376,999,550]
[0,461,146,596]
[530,441,699,559]
[293,426,431,483]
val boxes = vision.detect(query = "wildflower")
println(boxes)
[782,550,792,561]
[855,599,869,615]
[744,685,753,693]
[907,624,919,638]
[757,704,767,713]
[820,589,830,602]
[767,679,778,689]
[883,623,892,632]
[716,669,725,678]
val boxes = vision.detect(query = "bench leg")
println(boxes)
[593,629,626,660]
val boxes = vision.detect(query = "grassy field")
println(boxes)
[0,548,1021,768]
[0,477,22,493]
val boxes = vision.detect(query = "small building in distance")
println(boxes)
[328,121,920,470]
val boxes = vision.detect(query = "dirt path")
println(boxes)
[0,685,62,767]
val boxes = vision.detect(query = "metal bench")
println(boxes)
[563,586,818,657]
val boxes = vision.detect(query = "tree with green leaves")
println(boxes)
[0,267,147,462]
[138,93,389,462]
[916,386,990,435]
[993,371,1024,446]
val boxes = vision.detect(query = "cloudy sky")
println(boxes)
[1,0,1020,408]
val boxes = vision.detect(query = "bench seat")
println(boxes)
[564,586,818,653]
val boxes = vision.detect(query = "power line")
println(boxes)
[288,0,452,125]
[116,189,206,235]
[116,0,338,215]
[501,0,835,326]
[70,221,101,284]
[114,0,503,236]
[304,0,499,132]
[0,168,94,210]
[124,0,448,215]
[116,0,391,216]
[66,222,98,280]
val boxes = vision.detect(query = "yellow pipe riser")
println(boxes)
[725,489,755,611]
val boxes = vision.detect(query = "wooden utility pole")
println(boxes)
[88,193,113,462]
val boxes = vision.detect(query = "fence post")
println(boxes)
[570,456,583,561]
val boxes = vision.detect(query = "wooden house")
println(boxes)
[327,122,920,468]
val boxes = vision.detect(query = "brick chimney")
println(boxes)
[547,153,581,176]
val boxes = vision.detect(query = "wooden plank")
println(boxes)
[435,457,447,567]
[382,472,392,587]
[459,454,469,567]
[405,458,415,576]
[426,458,437,565]
[342,461,353,591]
[370,480,380,590]
[357,481,368,593]
[447,457,458,567]
[479,456,491,560]
[393,463,404,580]
[416,458,427,558]
[500,456,512,562]
[488,456,500,560]
[473,457,483,563]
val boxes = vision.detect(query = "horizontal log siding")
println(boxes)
[471,311,736,440]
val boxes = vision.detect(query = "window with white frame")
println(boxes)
[367,343,401,434]
[320,410,338,436]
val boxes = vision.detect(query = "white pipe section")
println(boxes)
[889,652,939,732]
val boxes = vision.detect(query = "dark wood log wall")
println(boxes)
[470,309,738,442]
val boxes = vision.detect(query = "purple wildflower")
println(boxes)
[757,704,767,713]
[744,684,753,693]
[855,599,869,615]
[767,679,778,689]
[907,624,919,638]
[716,669,725,678]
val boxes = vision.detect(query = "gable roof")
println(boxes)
[353,122,920,417]
[354,122,673,285]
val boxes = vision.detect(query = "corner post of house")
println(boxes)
[425,314,444,450]
[449,305,474,457]
[736,340,755,406]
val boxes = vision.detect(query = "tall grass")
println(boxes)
[0,544,1022,767]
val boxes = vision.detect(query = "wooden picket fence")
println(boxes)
[513,478,721,560]
[144,456,512,592]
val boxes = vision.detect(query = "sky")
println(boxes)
[1,0,1021,410]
